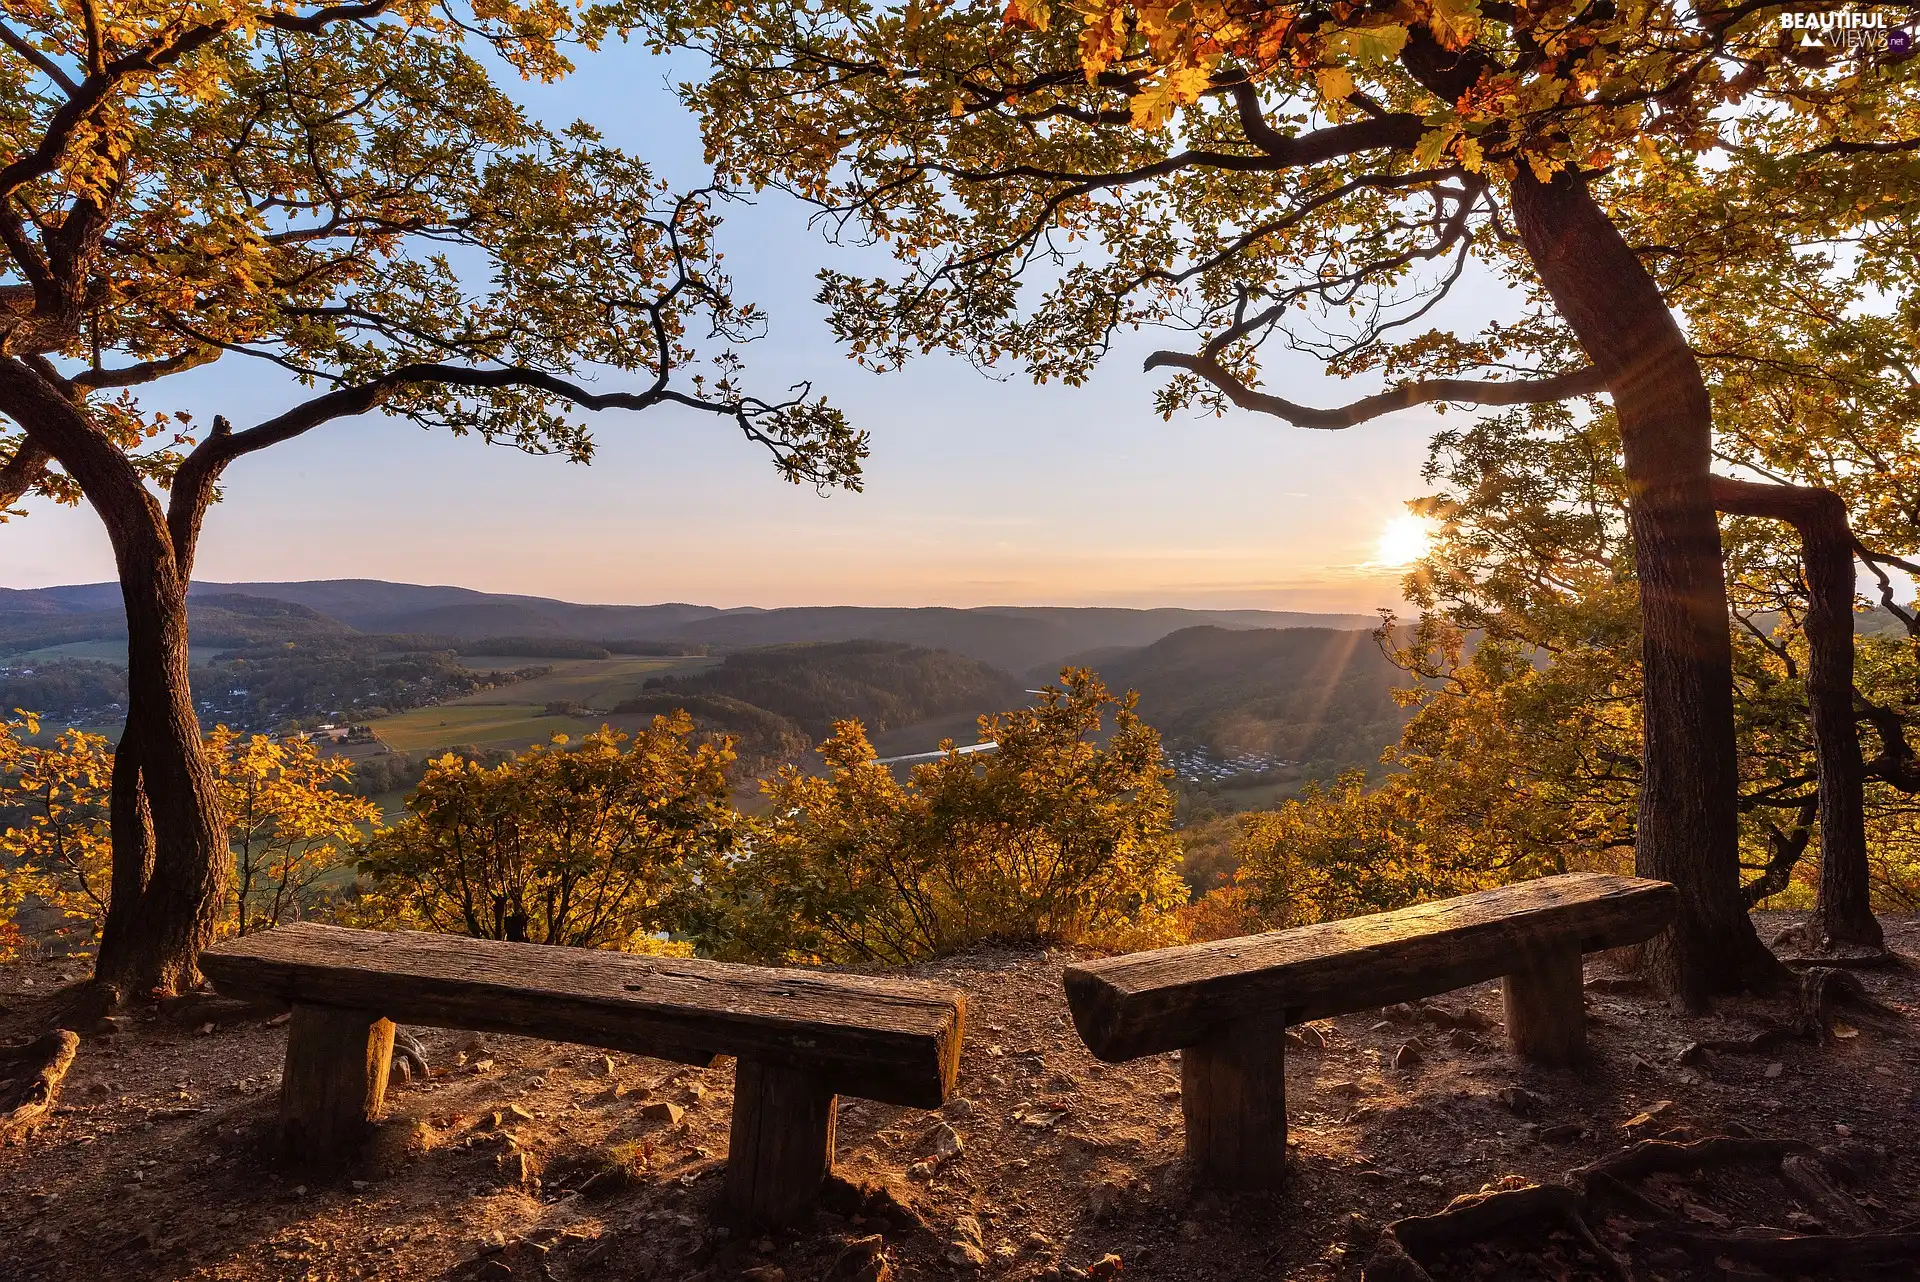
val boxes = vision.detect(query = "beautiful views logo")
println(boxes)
[1779,8,1916,56]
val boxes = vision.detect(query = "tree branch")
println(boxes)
[1140,350,1605,429]
[0,432,52,510]
[71,346,219,390]
[0,19,79,94]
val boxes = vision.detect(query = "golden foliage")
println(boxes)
[0,719,373,958]
[205,727,379,937]
[0,716,114,958]
[356,717,734,951]
[691,670,1186,964]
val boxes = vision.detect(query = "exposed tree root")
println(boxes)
[1368,1183,1631,1282]
[1365,1134,1920,1280]
[1772,923,1903,970]
[1632,1227,1920,1271]
[0,1029,79,1145]
[1676,969,1906,1060]
[1576,1136,1814,1184]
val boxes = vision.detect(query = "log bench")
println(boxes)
[199,923,966,1223]
[1062,872,1677,1189]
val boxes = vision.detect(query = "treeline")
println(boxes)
[609,692,812,779]
[196,638,546,731]
[1097,626,1412,768]
[0,660,127,723]
[455,637,710,659]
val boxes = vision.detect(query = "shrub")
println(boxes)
[689,670,1185,963]
[0,717,113,959]
[0,717,375,957]
[1219,768,1536,933]
[358,716,734,949]
[208,727,380,936]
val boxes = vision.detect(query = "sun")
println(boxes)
[1375,513,1435,567]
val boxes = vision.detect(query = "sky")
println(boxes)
[2,45,1506,613]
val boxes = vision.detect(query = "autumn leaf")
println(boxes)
[1004,0,1051,31]
[1427,0,1482,51]
[1326,23,1410,65]
[1316,66,1356,102]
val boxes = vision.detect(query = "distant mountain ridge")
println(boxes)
[0,579,1377,673]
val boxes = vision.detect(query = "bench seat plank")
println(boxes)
[202,923,964,1109]
[1065,872,1676,1062]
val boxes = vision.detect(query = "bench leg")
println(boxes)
[725,1058,837,1224]
[1181,1014,1287,1189]
[1503,939,1586,1062]
[279,1002,394,1166]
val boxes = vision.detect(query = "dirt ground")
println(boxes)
[2,911,1916,1282]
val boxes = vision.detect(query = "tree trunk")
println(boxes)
[93,715,153,982]
[0,356,229,996]
[1508,168,1784,1005]
[95,567,228,994]
[1711,478,1883,953]
[1800,511,1882,951]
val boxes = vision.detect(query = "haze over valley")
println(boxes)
[0,578,1404,809]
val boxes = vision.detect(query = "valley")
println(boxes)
[0,579,1409,811]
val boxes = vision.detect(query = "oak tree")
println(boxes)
[0,0,864,993]
[657,0,1919,1000]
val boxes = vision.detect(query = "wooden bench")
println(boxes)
[1062,872,1677,1188]
[200,923,966,1223]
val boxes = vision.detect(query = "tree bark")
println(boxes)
[1508,168,1785,1004]
[1711,478,1883,953]
[0,356,229,996]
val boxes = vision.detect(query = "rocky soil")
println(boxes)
[1,911,1916,1282]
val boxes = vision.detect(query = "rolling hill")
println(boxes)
[1089,625,1412,767]
[0,579,1376,673]
[637,640,1025,742]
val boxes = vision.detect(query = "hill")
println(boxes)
[0,579,1378,673]
[1090,624,1411,767]
[0,592,355,653]
[637,640,1025,742]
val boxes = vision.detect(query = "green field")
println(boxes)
[10,639,229,666]
[366,703,674,755]
[451,655,716,707]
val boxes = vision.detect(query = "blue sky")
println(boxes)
[5,44,1496,611]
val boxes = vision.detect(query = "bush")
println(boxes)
[0,717,376,957]
[358,716,734,949]
[688,670,1185,964]
[1206,768,1531,935]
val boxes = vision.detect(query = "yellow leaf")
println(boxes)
[1525,150,1563,183]
[1428,0,1482,51]
[1328,24,1410,65]
[1414,125,1459,167]
[1316,67,1357,101]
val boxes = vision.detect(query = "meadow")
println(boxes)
[369,655,716,754]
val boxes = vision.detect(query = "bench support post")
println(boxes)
[1502,938,1586,1062]
[1181,1014,1287,1189]
[279,1002,394,1166]
[725,1058,837,1224]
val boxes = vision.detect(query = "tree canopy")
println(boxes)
[0,0,866,515]
[651,0,1920,998]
